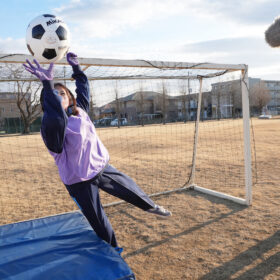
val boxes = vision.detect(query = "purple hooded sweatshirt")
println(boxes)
[41,65,109,185]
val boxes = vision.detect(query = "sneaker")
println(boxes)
[147,205,172,217]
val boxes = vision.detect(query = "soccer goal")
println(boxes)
[0,54,252,225]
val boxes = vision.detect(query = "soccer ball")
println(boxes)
[26,14,70,63]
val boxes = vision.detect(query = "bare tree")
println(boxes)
[179,80,187,122]
[211,83,222,120]
[249,81,271,114]
[229,80,242,118]
[200,91,210,121]
[187,75,192,121]
[135,83,145,126]
[88,81,96,121]
[15,81,41,134]
[160,81,168,124]
[88,95,95,121]
[114,82,121,127]
[179,75,192,122]
[216,89,221,120]
[7,64,42,134]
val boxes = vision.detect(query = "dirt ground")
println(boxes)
[0,118,279,279]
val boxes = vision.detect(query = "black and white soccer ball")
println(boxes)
[26,14,70,63]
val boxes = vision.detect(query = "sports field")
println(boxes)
[0,118,279,279]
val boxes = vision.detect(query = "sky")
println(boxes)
[1,0,280,80]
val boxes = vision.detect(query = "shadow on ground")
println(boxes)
[119,189,247,259]
[200,230,280,280]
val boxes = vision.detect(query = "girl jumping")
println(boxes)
[23,53,171,248]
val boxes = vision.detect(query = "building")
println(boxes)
[98,90,213,124]
[211,80,242,118]
[212,77,280,116]
[0,90,43,133]
[0,92,20,119]
[99,91,164,123]
[262,79,280,114]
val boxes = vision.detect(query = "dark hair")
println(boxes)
[40,83,78,116]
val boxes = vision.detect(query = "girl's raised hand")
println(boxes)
[66,52,79,66]
[23,59,54,81]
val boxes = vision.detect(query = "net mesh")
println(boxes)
[0,55,255,225]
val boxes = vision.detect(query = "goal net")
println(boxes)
[0,54,253,225]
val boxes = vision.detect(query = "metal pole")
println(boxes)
[189,78,203,185]
[241,66,252,205]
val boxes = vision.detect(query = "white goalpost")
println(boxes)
[188,69,252,206]
[0,53,253,225]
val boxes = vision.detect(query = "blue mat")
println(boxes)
[0,211,135,280]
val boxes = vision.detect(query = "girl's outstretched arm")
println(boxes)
[67,52,90,113]
[41,80,68,153]
[23,59,67,153]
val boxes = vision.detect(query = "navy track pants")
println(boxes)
[65,164,155,247]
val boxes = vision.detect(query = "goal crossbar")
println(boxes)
[0,73,233,83]
[0,53,247,71]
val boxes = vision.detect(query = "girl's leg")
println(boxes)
[65,181,118,247]
[98,165,156,211]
